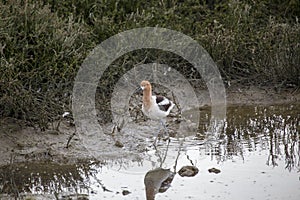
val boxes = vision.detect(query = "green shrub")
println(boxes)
[0,0,94,129]
[0,0,299,129]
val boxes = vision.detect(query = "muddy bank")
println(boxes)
[0,87,299,167]
[226,86,299,105]
[198,86,300,106]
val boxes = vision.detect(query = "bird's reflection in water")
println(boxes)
[144,168,175,200]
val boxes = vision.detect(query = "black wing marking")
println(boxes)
[156,95,172,112]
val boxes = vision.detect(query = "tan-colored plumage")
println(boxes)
[140,80,152,112]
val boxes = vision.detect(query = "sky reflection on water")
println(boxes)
[0,104,299,199]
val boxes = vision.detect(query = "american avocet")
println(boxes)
[139,80,175,142]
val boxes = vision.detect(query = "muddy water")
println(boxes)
[0,104,299,200]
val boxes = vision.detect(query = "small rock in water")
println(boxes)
[178,166,199,177]
[114,140,124,148]
[208,167,221,174]
[122,190,131,195]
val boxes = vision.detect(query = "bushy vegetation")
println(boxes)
[0,0,95,129]
[1,0,299,129]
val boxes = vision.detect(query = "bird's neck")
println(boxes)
[143,87,152,108]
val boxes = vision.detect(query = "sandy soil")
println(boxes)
[0,86,299,166]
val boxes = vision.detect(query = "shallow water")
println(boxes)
[0,104,299,200]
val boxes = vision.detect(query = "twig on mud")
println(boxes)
[111,124,118,136]
[171,91,181,115]
[65,128,76,149]
[54,118,62,131]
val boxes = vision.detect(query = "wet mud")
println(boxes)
[0,88,299,199]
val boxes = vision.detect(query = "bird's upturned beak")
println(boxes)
[134,86,143,94]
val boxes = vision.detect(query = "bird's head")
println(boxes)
[140,80,151,91]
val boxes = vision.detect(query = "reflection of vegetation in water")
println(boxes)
[0,104,298,199]
[0,161,102,198]
[199,104,299,170]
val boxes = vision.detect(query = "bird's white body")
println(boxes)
[142,96,175,120]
